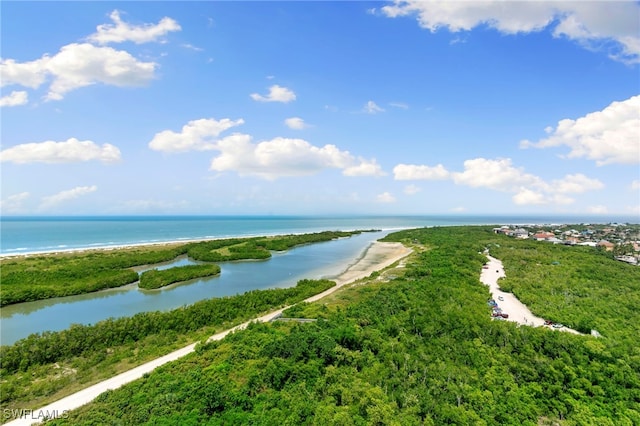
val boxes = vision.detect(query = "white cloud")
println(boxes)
[587,205,609,214]
[181,43,203,52]
[381,1,640,63]
[521,95,640,166]
[210,135,383,180]
[376,192,396,203]
[551,2,640,63]
[87,10,181,45]
[550,173,604,194]
[512,188,549,206]
[45,43,157,100]
[343,159,386,177]
[0,192,30,214]
[397,157,604,207]
[284,117,308,130]
[150,118,381,179]
[383,1,553,32]
[394,163,450,180]
[250,85,296,103]
[0,58,49,89]
[40,185,97,210]
[451,206,467,212]
[631,180,640,191]
[0,90,28,107]
[1,43,157,100]
[403,184,421,195]
[0,138,122,164]
[364,101,385,114]
[149,118,245,152]
[455,159,604,206]
[452,158,543,191]
[389,102,409,109]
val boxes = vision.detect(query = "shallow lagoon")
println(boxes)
[1,231,385,345]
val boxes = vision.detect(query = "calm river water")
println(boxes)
[1,231,386,345]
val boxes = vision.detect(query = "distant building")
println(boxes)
[597,240,615,251]
[533,232,555,241]
[513,228,529,239]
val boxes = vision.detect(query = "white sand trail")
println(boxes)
[481,255,581,335]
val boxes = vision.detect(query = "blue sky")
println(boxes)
[1,1,639,217]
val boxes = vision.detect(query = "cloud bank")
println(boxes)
[0,10,178,101]
[521,95,640,166]
[394,157,604,207]
[150,117,385,180]
[1,138,122,164]
[381,1,640,63]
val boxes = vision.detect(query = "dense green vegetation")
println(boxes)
[0,230,364,305]
[489,240,640,343]
[138,264,221,289]
[37,226,640,425]
[0,279,335,411]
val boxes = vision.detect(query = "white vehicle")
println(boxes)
[498,296,504,301]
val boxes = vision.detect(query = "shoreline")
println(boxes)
[0,228,408,259]
[3,241,413,426]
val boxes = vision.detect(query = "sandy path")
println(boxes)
[4,242,412,426]
[481,255,580,334]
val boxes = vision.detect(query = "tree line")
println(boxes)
[40,226,639,425]
[0,230,365,305]
[0,279,336,409]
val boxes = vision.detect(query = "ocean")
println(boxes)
[1,214,636,344]
[1,214,633,256]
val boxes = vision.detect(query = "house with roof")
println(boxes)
[597,240,615,251]
[533,231,555,241]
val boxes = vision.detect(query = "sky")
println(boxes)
[1,1,639,217]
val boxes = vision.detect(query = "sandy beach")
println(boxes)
[481,255,581,334]
[4,241,412,426]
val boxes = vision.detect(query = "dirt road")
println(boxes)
[481,255,581,334]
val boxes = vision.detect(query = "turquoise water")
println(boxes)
[2,214,632,256]
[1,231,384,345]
[1,215,635,345]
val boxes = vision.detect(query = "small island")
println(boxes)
[0,230,370,306]
[138,264,222,289]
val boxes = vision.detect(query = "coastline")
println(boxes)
[3,241,413,426]
[4,213,632,259]
[0,229,400,259]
